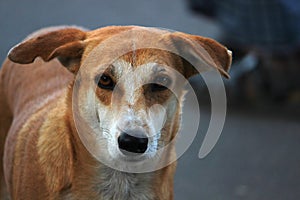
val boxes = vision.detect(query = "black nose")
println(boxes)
[118,131,148,155]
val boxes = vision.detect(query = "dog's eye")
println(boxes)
[97,74,115,90]
[151,76,171,92]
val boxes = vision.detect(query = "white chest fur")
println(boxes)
[99,169,155,200]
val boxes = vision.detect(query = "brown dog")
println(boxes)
[0,25,231,200]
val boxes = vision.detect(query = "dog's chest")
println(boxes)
[99,170,155,200]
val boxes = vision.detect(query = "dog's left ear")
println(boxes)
[168,32,232,79]
[8,27,87,73]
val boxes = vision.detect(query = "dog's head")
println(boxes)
[8,26,231,169]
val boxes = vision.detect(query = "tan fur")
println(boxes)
[0,25,231,199]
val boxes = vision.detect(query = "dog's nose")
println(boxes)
[118,131,148,155]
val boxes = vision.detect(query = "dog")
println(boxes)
[0,25,231,200]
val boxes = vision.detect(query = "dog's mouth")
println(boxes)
[118,150,149,162]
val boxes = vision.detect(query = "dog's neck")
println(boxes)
[98,167,155,200]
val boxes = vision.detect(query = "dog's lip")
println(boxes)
[118,150,148,162]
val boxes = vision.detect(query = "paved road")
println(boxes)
[1,0,300,199]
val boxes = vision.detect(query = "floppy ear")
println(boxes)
[168,32,232,78]
[8,27,87,73]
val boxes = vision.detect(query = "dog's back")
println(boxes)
[0,59,13,199]
[0,57,73,198]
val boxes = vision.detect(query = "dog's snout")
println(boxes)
[118,131,148,155]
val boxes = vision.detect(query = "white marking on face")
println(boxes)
[148,104,167,135]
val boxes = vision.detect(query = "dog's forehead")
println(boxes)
[110,60,164,80]
[121,49,181,66]
[111,49,184,77]
[84,27,185,76]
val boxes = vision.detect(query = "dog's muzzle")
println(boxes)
[118,130,148,155]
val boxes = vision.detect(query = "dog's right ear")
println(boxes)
[8,28,87,73]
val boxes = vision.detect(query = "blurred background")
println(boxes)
[0,0,299,199]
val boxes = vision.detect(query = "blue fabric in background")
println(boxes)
[189,0,300,52]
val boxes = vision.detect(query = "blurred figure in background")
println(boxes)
[188,0,300,104]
